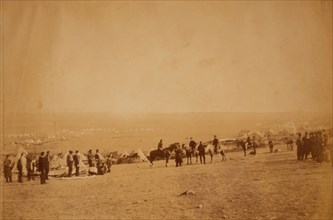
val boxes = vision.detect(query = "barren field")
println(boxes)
[1,145,332,220]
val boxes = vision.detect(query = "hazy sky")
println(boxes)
[3,1,332,113]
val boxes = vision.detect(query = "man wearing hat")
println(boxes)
[88,149,94,167]
[213,135,219,154]
[67,151,74,177]
[73,150,80,176]
[38,152,47,184]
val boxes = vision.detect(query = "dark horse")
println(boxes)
[236,139,247,157]
[149,143,178,167]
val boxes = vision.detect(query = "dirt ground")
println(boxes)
[1,145,332,220]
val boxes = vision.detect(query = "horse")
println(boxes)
[285,138,294,151]
[149,143,178,167]
[236,139,247,157]
[206,144,227,163]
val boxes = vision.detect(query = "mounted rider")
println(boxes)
[213,135,219,154]
[157,139,163,152]
[189,137,197,154]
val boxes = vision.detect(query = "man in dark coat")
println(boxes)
[198,142,206,164]
[45,151,50,180]
[38,152,47,184]
[88,149,94,167]
[73,150,80,176]
[95,149,100,160]
[213,136,219,154]
[175,144,183,167]
[157,139,163,151]
[67,151,74,177]
[296,133,303,160]
[3,155,13,182]
[268,136,274,153]
[17,153,24,183]
[302,132,310,159]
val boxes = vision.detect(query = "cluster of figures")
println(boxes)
[152,135,226,167]
[295,130,330,162]
[4,151,51,184]
[3,149,114,184]
[86,149,112,175]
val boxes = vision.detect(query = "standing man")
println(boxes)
[175,144,183,167]
[252,136,257,154]
[213,135,219,154]
[95,149,100,161]
[26,155,35,181]
[45,151,50,180]
[3,155,13,183]
[296,133,303,160]
[189,137,197,163]
[106,154,112,172]
[198,141,206,164]
[67,151,74,177]
[302,132,310,159]
[88,149,94,167]
[38,152,47,184]
[17,153,24,183]
[268,135,274,153]
[73,150,80,176]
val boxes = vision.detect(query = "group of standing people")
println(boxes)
[296,130,329,162]
[158,135,223,167]
[3,151,50,184]
[87,149,112,175]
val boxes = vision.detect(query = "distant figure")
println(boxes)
[67,151,74,177]
[73,150,80,176]
[45,151,50,180]
[189,137,197,162]
[296,133,303,160]
[26,155,35,181]
[157,139,163,151]
[252,136,257,154]
[3,155,13,182]
[213,135,219,154]
[268,136,274,153]
[198,142,206,164]
[175,144,183,167]
[95,149,100,160]
[302,132,310,159]
[17,153,24,183]
[38,152,47,184]
[88,149,94,167]
[106,154,112,172]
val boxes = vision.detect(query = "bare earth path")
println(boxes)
[2,146,332,220]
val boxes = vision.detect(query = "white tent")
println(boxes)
[120,151,129,158]
[133,149,148,162]
[49,154,67,170]
[11,146,28,175]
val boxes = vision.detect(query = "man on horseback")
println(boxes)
[157,139,163,151]
[213,135,219,154]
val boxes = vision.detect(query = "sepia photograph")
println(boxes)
[0,1,332,219]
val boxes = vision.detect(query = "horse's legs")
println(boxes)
[166,156,169,167]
